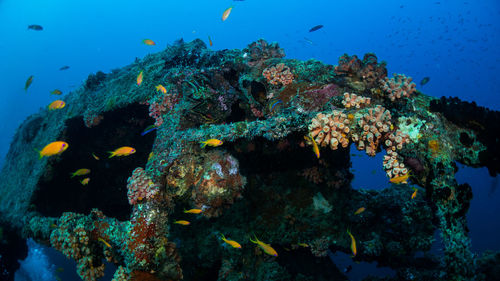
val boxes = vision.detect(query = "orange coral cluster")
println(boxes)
[262,63,294,86]
[385,130,410,152]
[383,151,408,179]
[308,110,351,150]
[351,105,392,156]
[380,73,417,101]
[341,92,371,109]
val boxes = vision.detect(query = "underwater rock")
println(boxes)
[0,39,499,281]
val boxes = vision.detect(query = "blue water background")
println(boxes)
[0,0,499,279]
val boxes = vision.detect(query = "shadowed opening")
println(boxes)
[32,103,156,220]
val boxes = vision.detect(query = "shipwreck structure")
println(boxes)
[0,39,499,281]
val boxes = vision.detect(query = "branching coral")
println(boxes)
[380,73,417,101]
[262,63,294,86]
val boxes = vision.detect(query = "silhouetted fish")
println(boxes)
[28,24,43,31]
[420,77,430,86]
[59,66,70,71]
[309,25,323,32]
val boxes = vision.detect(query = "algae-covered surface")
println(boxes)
[1,39,499,281]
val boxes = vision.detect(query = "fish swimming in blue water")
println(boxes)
[309,25,323,32]
[28,24,43,31]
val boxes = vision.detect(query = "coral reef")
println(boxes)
[0,38,498,281]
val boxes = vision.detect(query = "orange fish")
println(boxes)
[92,153,100,160]
[48,100,65,110]
[200,139,223,148]
[39,141,69,159]
[304,135,320,158]
[80,178,90,185]
[174,220,190,226]
[389,173,410,184]
[222,6,233,21]
[250,235,278,257]
[411,187,418,199]
[221,234,241,248]
[98,237,111,248]
[297,243,309,247]
[137,71,143,86]
[108,146,136,158]
[143,39,155,45]
[184,209,203,214]
[71,168,90,178]
[156,84,166,94]
[354,207,365,215]
[347,229,357,257]
[208,36,213,47]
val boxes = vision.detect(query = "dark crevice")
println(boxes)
[32,103,155,220]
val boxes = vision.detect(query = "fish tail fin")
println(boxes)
[70,172,75,178]
[108,151,115,158]
[200,141,207,148]
[220,233,226,241]
[249,234,258,244]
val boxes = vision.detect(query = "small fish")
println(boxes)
[208,36,213,47]
[347,229,357,257]
[222,6,233,21]
[174,220,190,225]
[200,139,223,148]
[184,208,203,214]
[250,235,278,256]
[108,146,136,158]
[92,153,100,160]
[51,89,62,95]
[48,100,65,110]
[27,24,43,31]
[98,237,111,248]
[297,243,309,247]
[304,135,320,159]
[148,152,153,161]
[143,39,156,45]
[141,125,158,136]
[80,178,90,185]
[420,77,430,86]
[269,100,282,112]
[389,173,410,184]
[309,25,324,32]
[221,234,242,248]
[303,37,314,45]
[71,168,91,178]
[136,71,143,86]
[39,141,69,159]
[156,84,167,94]
[59,66,70,71]
[354,207,366,215]
[25,75,34,91]
[411,187,418,199]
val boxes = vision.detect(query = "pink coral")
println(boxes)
[383,151,408,179]
[351,105,392,156]
[308,110,351,150]
[341,92,371,109]
[126,168,160,205]
[380,74,417,101]
[384,130,410,152]
[262,63,294,86]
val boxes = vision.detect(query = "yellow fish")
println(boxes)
[148,152,153,161]
[222,6,233,21]
[174,220,190,225]
[108,146,136,158]
[297,243,309,247]
[347,229,357,257]
[143,39,156,45]
[389,173,410,184]
[25,75,34,91]
[411,187,418,199]
[208,36,213,47]
[156,84,167,94]
[250,235,278,257]
[39,141,69,159]
[200,139,223,148]
[137,71,143,86]
[51,89,62,95]
[354,207,366,215]
[304,135,320,159]
[92,153,100,160]
[80,178,90,185]
[221,234,241,248]
[98,237,111,248]
[71,168,90,178]
[184,208,203,214]
[48,100,66,110]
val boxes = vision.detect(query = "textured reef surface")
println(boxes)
[0,39,499,281]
